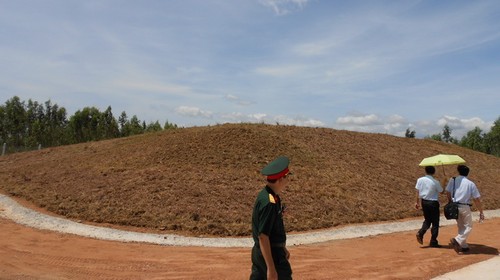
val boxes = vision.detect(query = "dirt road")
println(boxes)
[1,217,499,279]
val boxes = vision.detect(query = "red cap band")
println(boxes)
[267,168,289,180]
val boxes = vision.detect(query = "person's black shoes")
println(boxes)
[450,238,461,254]
[416,233,423,245]
[429,242,442,248]
[460,247,470,253]
[449,238,470,253]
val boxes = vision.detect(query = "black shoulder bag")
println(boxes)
[444,177,459,220]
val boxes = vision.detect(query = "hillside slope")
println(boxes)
[1,123,499,237]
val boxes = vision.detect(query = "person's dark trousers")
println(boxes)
[250,245,292,280]
[418,199,440,245]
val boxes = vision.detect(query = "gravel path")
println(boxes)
[2,194,499,248]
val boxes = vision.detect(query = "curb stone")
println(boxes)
[1,194,500,248]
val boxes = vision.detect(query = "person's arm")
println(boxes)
[258,233,277,280]
[440,171,448,193]
[440,178,447,193]
[415,190,421,210]
[473,197,485,222]
[436,179,444,194]
[446,191,452,203]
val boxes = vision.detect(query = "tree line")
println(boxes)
[0,96,177,154]
[405,119,500,157]
[2,95,499,157]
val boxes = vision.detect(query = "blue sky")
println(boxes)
[1,0,499,138]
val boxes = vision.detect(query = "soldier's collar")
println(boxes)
[265,185,277,195]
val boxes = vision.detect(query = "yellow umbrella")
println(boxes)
[419,154,466,167]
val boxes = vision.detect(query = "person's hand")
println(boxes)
[479,212,485,223]
[415,203,420,210]
[267,268,278,280]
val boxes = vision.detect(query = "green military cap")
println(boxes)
[261,156,291,180]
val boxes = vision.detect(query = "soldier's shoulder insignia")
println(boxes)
[268,194,276,204]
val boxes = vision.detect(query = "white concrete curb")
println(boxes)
[1,194,500,248]
[431,256,500,280]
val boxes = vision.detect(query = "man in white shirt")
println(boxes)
[415,166,443,247]
[447,165,485,254]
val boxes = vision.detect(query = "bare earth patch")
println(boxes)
[1,216,499,279]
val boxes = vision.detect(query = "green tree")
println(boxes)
[146,121,163,132]
[118,111,129,137]
[484,117,500,157]
[4,96,27,148]
[119,113,144,137]
[460,127,485,153]
[129,115,144,136]
[53,105,68,146]
[405,128,416,138]
[425,133,442,141]
[0,104,6,145]
[164,120,178,130]
[44,101,68,147]
[442,124,454,143]
[1,96,179,153]
[101,106,119,139]
[68,107,103,143]
[25,99,44,148]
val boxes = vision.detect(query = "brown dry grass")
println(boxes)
[1,123,499,237]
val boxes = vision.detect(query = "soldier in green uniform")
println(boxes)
[250,156,292,280]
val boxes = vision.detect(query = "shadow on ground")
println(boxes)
[421,243,499,255]
[466,244,499,255]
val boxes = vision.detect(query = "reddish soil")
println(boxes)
[1,123,500,237]
[1,124,500,279]
[1,216,499,279]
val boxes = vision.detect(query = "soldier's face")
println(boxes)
[276,175,290,193]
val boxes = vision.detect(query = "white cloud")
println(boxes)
[114,80,193,96]
[175,106,213,118]
[336,114,381,126]
[259,0,310,16]
[292,41,332,56]
[219,112,324,127]
[435,115,493,138]
[225,94,238,102]
[274,115,325,127]
[335,113,409,136]
[224,94,253,106]
[1,1,499,139]
[220,112,267,123]
[334,113,494,139]
[388,114,405,124]
[255,65,304,77]
[250,113,268,122]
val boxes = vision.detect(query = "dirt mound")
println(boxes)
[1,123,499,237]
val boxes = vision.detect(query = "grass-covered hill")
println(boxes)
[1,123,499,237]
